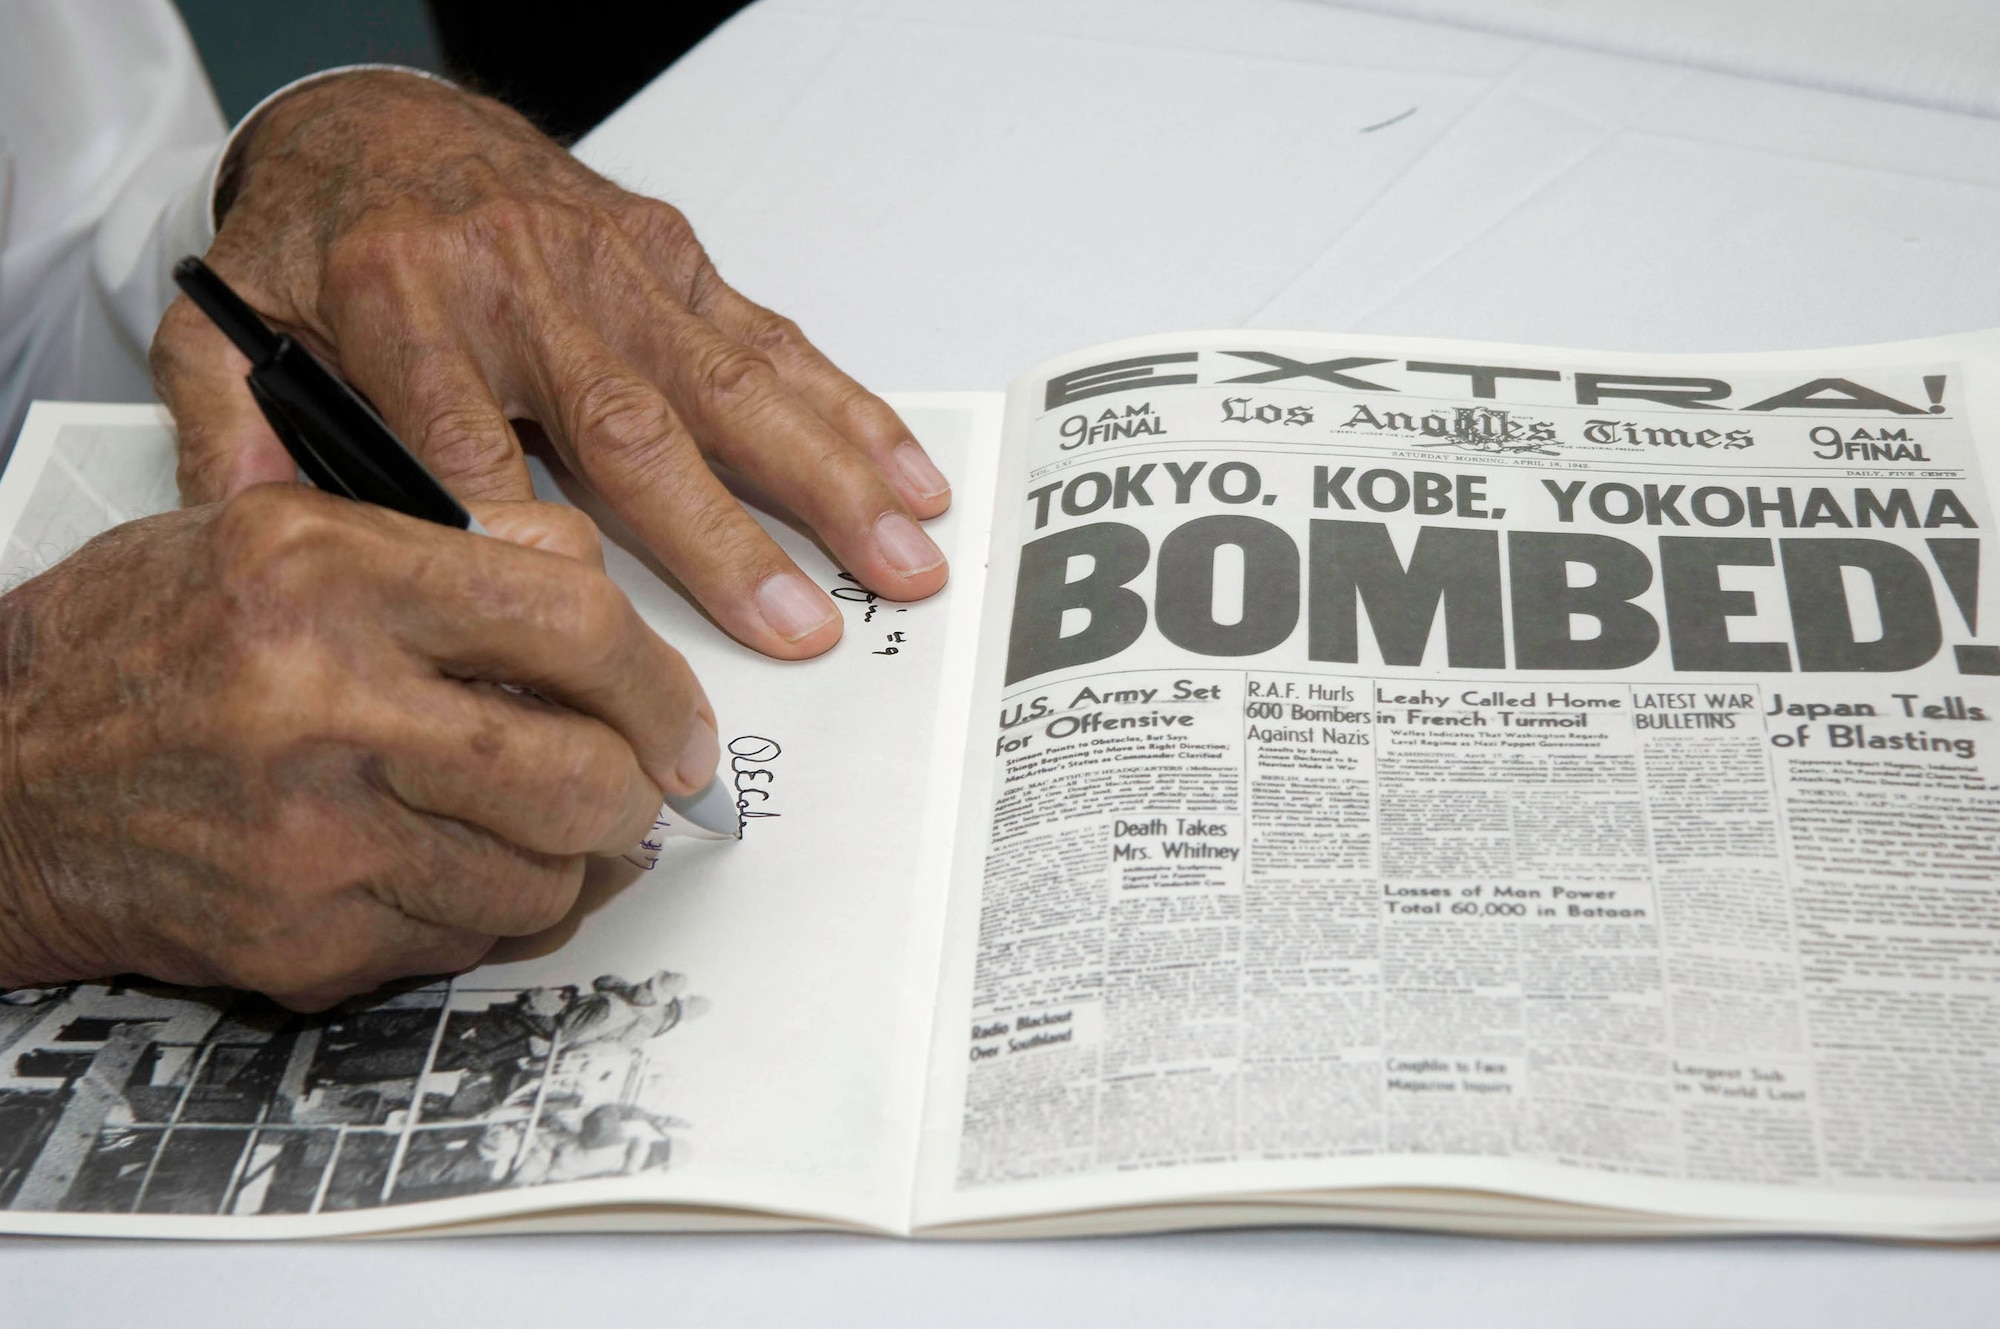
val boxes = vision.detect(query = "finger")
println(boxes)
[245,897,496,1013]
[366,809,592,940]
[695,280,952,518]
[644,307,949,601]
[362,508,718,794]
[612,200,951,519]
[519,313,846,658]
[151,296,299,503]
[564,253,947,603]
[371,675,667,856]
[325,282,538,501]
[564,231,947,599]
[468,499,605,568]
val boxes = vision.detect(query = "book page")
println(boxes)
[911,331,2000,1240]
[0,393,1001,1237]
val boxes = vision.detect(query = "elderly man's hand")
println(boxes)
[0,486,712,1010]
[150,70,949,660]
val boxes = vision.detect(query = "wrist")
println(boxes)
[214,65,452,227]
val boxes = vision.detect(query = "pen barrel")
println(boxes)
[252,339,472,530]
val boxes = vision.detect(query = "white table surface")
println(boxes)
[6,1,1998,1321]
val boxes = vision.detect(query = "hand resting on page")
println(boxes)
[150,68,952,659]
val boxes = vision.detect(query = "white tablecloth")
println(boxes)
[6,1,1997,1321]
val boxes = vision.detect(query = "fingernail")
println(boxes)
[892,443,951,500]
[874,511,945,578]
[676,714,721,792]
[756,571,840,642]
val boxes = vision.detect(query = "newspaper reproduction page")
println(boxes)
[0,395,1000,1238]
[913,330,2000,1239]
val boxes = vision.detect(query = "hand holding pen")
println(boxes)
[173,255,740,842]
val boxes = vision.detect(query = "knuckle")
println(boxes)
[568,375,673,466]
[689,341,775,407]
[524,858,586,932]
[741,311,806,361]
[210,482,332,555]
[825,382,899,439]
[437,930,499,974]
[221,924,355,1005]
[461,194,538,247]
[625,199,702,275]
[553,765,638,850]
[542,505,603,559]
[209,486,351,599]
[627,196,693,242]
[410,930,497,980]
[414,406,519,489]
[200,491,358,744]
[551,572,636,673]
[487,856,584,935]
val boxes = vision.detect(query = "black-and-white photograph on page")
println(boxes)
[0,971,705,1216]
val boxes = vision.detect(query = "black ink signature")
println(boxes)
[834,572,918,650]
[729,735,782,831]
[832,571,880,621]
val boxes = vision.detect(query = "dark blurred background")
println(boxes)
[171,0,753,139]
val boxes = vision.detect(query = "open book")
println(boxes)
[3,325,1999,1241]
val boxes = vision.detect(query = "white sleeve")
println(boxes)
[0,0,450,447]
[91,144,224,359]
[0,1,226,445]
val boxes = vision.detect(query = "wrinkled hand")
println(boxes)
[151,69,950,659]
[0,486,713,1010]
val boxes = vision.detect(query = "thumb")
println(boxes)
[151,295,298,504]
